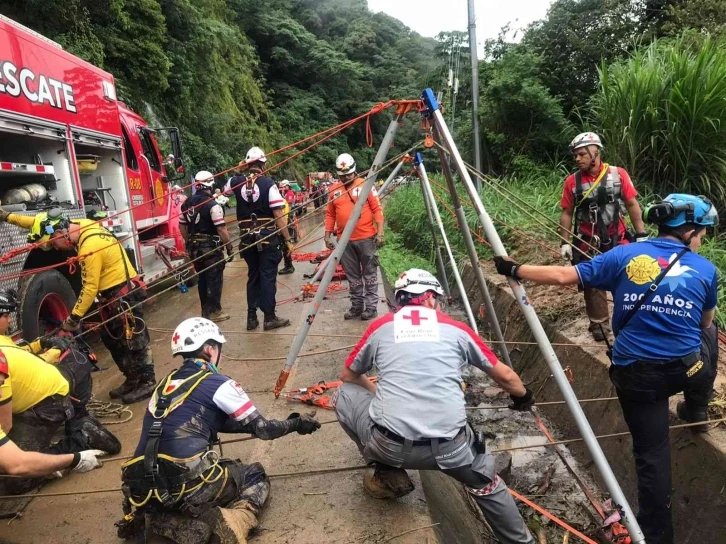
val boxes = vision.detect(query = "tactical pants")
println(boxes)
[3,394,74,494]
[340,236,379,312]
[192,245,225,316]
[99,285,154,383]
[125,459,270,542]
[333,383,534,544]
[241,232,282,317]
[609,350,714,544]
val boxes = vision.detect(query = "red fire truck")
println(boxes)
[0,15,190,339]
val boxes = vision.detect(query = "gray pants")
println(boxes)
[333,383,534,544]
[340,236,379,311]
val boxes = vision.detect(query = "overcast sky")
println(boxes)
[367,0,553,51]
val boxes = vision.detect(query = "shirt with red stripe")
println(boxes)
[133,361,259,459]
[346,306,498,440]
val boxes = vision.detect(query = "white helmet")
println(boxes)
[570,132,602,152]
[394,268,445,297]
[245,146,267,164]
[171,317,226,357]
[280,179,290,187]
[335,153,356,176]
[194,170,215,189]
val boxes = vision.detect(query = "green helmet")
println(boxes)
[27,208,69,249]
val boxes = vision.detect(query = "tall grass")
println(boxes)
[591,36,726,207]
[382,175,726,328]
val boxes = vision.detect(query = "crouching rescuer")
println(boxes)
[117,318,321,544]
[0,208,156,404]
[332,269,535,544]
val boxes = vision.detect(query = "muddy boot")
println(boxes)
[360,309,377,321]
[121,375,157,405]
[344,307,363,320]
[263,315,290,331]
[279,264,295,275]
[363,463,415,499]
[150,512,212,544]
[677,400,709,433]
[109,378,137,400]
[208,310,231,323]
[247,312,259,331]
[77,414,122,455]
[589,322,610,342]
[201,501,258,544]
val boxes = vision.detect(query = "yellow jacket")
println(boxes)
[73,219,137,318]
[7,215,137,318]
[0,336,68,413]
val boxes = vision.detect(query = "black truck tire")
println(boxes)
[19,269,76,340]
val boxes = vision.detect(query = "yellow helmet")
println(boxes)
[27,209,69,250]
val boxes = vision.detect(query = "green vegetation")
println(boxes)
[592,37,726,205]
[1,0,437,177]
[382,174,726,328]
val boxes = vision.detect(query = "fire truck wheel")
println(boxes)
[19,270,76,340]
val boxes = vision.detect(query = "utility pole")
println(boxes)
[468,0,482,190]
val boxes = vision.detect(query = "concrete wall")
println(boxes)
[458,262,726,544]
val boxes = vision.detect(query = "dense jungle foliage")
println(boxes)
[0,0,438,177]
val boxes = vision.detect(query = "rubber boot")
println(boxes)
[263,315,290,331]
[121,374,157,405]
[344,307,363,320]
[207,310,231,323]
[247,313,259,331]
[201,501,258,544]
[78,414,122,455]
[109,378,137,400]
[360,309,377,321]
[279,264,295,275]
[676,400,709,433]
[363,463,415,499]
[150,512,212,544]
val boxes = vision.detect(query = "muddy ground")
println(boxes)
[0,216,685,544]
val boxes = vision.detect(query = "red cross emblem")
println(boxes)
[173,333,180,344]
[403,310,428,326]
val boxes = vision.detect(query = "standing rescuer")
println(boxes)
[324,153,385,321]
[0,208,156,404]
[180,171,234,323]
[224,147,293,331]
[494,194,718,544]
[118,317,320,544]
[560,132,647,341]
[278,180,295,275]
[333,269,535,544]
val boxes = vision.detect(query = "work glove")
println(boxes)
[0,208,9,222]
[560,243,573,261]
[635,232,649,242]
[493,256,521,280]
[71,449,106,473]
[40,335,73,353]
[61,316,81,332]
[285,239,295,255]
[508,387,535,411]
[288,412,321,435]
[324,236,335,251]
[375,233,385,249]
[226,247,235,262]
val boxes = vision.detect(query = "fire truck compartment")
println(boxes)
[0,128,75,207]
[75,139,133,239]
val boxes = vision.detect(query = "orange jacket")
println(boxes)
[325,178,383,241]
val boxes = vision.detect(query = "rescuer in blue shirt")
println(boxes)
[493,194,718,544]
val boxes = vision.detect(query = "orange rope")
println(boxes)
[509,489,599,544]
